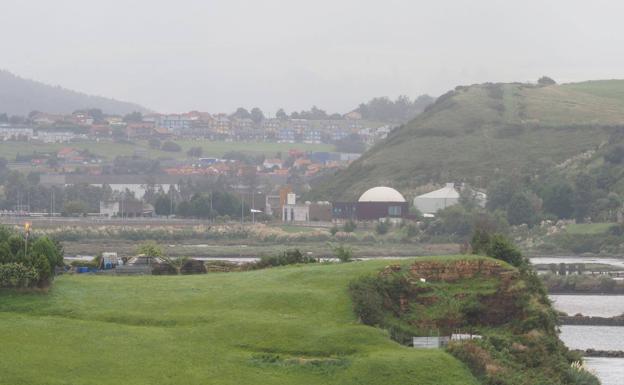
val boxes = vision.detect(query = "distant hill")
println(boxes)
[0,70,148,116]
[312,80,624,200]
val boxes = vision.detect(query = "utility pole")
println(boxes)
[24,222,31,257]
[51,189,55,217]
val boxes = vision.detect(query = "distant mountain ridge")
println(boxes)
[312,79,624,200]
[0,70,149,116]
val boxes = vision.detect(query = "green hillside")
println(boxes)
[314,80,624,200]
[0,260,478,385]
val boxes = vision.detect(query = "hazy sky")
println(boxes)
[2,0,624,114]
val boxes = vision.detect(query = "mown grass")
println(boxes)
[0,139,335,162]
[0,259,478,385]
[314,81,624,200]
[564,222,615,235]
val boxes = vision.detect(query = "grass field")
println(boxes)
[313,80,624,200]
[0,259,478,385]
[0,139,335,162]
[564,222,615,235]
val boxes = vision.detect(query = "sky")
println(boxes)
[2,0,624,115]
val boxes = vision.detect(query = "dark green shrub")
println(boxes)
[487,234,525,267]
[348,276,385,325]
[375,221,389,235]
[332,244,353,262]
[0,263,39,288]
[343,220,357,233]
[254,249,316,269]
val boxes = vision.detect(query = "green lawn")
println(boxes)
[564,222,615,235]
[0,140,335,162]
[0,259,478,385]
[277,225,326,233]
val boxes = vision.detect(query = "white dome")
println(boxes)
[358,186,406,203]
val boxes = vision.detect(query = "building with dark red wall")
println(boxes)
[332,186,408,221]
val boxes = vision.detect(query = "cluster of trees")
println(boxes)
[0,227,63,289]
[356,95,434,123]
[232,96,434,124]
[153,191,246,219]
[0,167,115,214]
[486,172,620,226]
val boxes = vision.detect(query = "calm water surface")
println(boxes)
[559,325,624,350]
[550,295,624,317]
[584,357,624,385]
[531,257,624,268]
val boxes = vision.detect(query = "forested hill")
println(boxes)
[0,70,148,116]
[312,79,624,200]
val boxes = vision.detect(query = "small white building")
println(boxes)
[413,183,486,215]
[282,193,310,222]
[413,183,461,215]
[0,126,34,141]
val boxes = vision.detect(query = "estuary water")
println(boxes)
[550,294,624,385]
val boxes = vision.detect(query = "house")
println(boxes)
[281,193,309,222]
[278,128,295,142]
[345,111,362,120]
[309,202,332,222]
[100,200,152,217]
[38,131,77,143]
[89,124,112,137]
[57,147,81,160]
[332,186,408,221]
[0,126,34,141]
[303,128,322,143]
[263,158,283,170]
[158,114,192,135]
[125,122,155,139]
[211,114,231,136]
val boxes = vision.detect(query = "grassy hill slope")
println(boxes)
[0,260,478,385]
[0,70,148,116]
[314,80,624,200]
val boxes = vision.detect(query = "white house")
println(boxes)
[414,183,486,215]
[281,193,310,222]
[413,183,461,214]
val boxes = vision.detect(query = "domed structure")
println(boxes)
[358,186,406,203]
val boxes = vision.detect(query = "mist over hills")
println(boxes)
[312,79,624,200]
[0,70,148,116]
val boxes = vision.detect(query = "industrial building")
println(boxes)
[333,186,409,221]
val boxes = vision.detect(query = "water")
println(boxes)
[559,325,624,351]
[531,256,624,269]
[551,292,624,384]
[550,295,624,317]
[584,357,624,385]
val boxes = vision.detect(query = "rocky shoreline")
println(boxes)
[559,315,624,326]
[575,349,624,358]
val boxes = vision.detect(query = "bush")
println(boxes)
[348,276,385,325]
[487,234,525,267]
[161,141,182,152]
[254,249,316,269]
[375,221,389,235]
[332,244,353,262]
[330,225,339,236]
[0,263,39,288]
[565,362,600,385]
[343,220,357,233]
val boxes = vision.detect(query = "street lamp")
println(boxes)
[24,222,31,257]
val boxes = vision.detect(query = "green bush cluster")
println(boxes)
[471,230,526,267]
[254,249,316,269]
[348,256,596,385]
[0,227,63,289]
[0,263,39,288]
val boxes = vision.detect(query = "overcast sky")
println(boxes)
[2,0,624,114]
